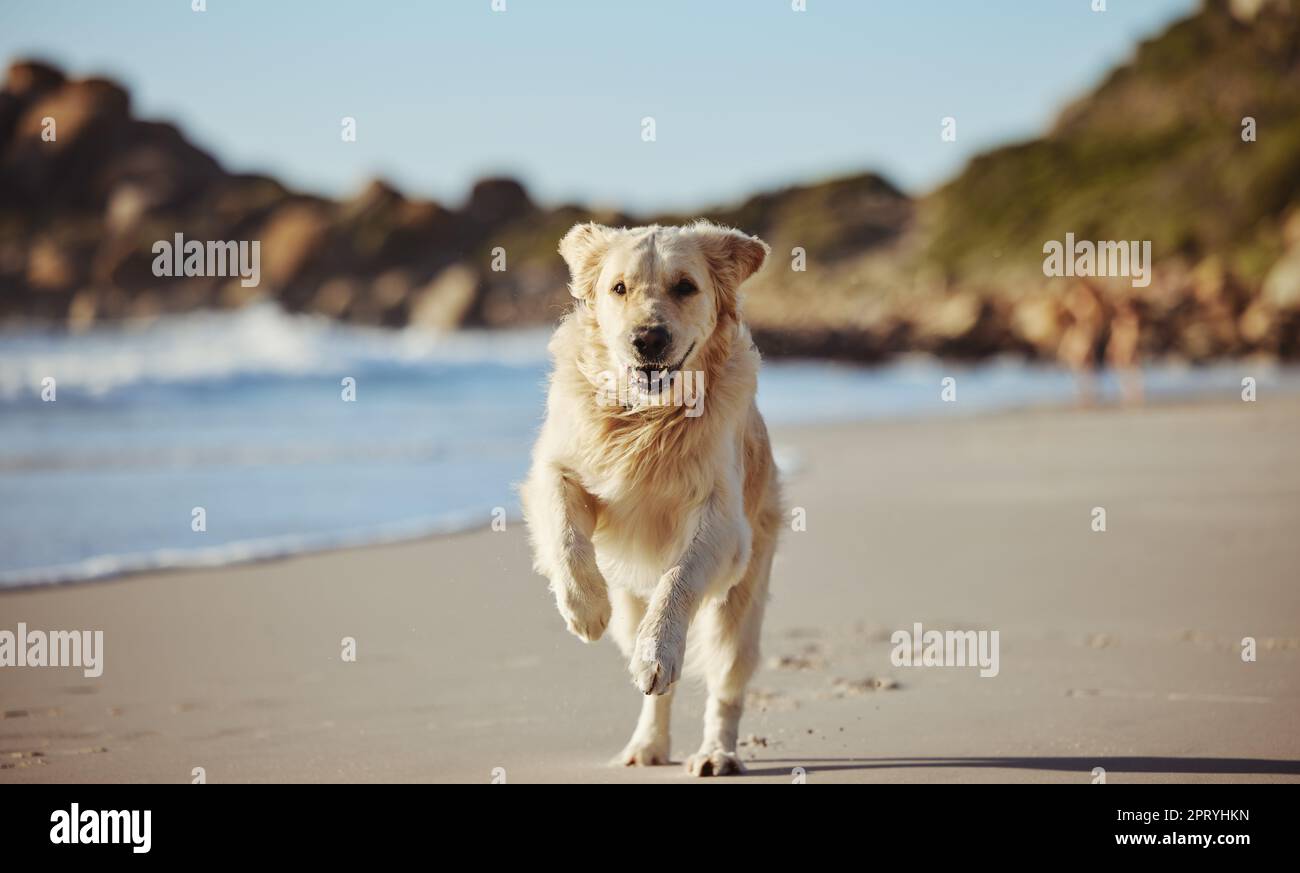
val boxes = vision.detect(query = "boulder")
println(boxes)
[408,264,483,331]
[258,202,334,291]
[1263,252,1300,310]
[465,177,533,227]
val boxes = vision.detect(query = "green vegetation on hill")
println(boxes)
[922,0,1300,283]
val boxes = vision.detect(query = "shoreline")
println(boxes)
[5,385,1299,591]
[0,509,505,592]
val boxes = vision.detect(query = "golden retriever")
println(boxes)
[521,220,780,776]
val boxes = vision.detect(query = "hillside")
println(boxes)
[923,0,1300,285]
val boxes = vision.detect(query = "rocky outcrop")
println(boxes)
[0,58,554,329]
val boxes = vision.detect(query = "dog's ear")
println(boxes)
[690,222,769,307]
[558,222,616,300]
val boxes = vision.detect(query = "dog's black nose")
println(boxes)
[631,325,671,361]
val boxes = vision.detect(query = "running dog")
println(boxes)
[521,220,779,776]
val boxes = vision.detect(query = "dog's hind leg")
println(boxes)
[609,589,673,766]
[685,540,773,777]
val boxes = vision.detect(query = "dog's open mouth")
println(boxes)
[634,342,695,382]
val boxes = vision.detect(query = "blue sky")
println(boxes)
[1,0,1198,212]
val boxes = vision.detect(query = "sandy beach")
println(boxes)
[3,395,1299,784]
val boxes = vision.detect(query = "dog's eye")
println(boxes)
[672,279,697,297]
[612,281,626,296]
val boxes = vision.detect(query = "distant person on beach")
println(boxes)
[1106,298,1145,406]
[1058,281,1144,406]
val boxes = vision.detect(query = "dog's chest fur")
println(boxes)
[566,328,758,596]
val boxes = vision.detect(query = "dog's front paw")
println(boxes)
[612,735,670,767]
[555,584,610,643]
[685,747,744,777]
[629,632,684,695]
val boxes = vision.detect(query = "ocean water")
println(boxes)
[1,303,1295,587]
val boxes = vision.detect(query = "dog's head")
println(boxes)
[558,221,768,378]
